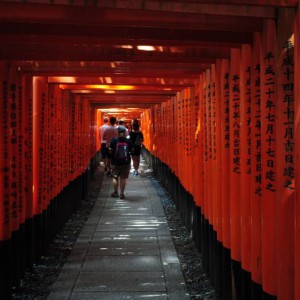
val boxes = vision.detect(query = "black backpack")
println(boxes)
[114,139,130,165]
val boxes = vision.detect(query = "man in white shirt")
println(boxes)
[99,117,109,171]
[103,116,118,175]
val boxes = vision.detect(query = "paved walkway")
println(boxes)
[48,162,190,299]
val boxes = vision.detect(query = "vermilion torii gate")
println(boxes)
[1,1,300,299]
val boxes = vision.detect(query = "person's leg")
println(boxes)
[119,165,130,199]
[111,166,119,197]
[132,155,139,173]
[135,155,140,171]
[106,152,112,175]
[103,152,108,170]
[101,144,106,168]
[120,178,126,195]
[133,156,138,170]
[112,176,118,192]
[101,144,108,170]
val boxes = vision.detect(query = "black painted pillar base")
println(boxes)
[251,280,263,300]
[0,239,12,299]
[25,217,35,269]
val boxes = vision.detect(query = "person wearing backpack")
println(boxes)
[109,125,134,199]
[129,122,144,176]
[103,116,118,176]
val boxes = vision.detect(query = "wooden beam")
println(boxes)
[0,23,254,43]
[64,90,181,95]
[11,60,210,72]
[61,84,183,91]
[47,76,197,85]
[91,0,295,9]
[0,34,244,48]
[0,2,276,26]
[85,96,173,102]
[0,10,263,32]
[0,45,232,63]
[93,102,160,108]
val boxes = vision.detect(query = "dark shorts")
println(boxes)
[132,145,141,156]
[112,164,131,179]
[101,143,110,158]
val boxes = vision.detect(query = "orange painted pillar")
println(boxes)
[190,86,197,202]
[42,80,49,210]
[75,95,81,177]
[220,59,231,250]
[215,60,222,242]
[17,70,25,228]
[200,72,208,218]
[186,89,193,193]
[54,84,62,197]
[22,74,33,223]
[62,89,70,188]
[205,69,213,224]
[167,101,173,169]
[276,35,295,300]
[0,61,12,299]
[96,108,102,152]
[48,84,55,202]
[194,81,204,208]
[295,6,300,300]
[0,61,11,242]
[181,93,186,188]
[177,96,184,184]
[84,100,91,168]
[33,77,48,217]
[172,99,177,174]
[69,95,76,181]
[229,48,241,262]
[211,65,218,231]
[240,44,252,273]
[250,32,263,286]
[8,67,20,233]
[161,103,166,166]
[260,19,277,296]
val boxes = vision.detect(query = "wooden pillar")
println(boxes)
[295,4,300,300]
[275,7,296,300]
[250,32,263,290]
[229,48,241,263]
[260,19,277,297]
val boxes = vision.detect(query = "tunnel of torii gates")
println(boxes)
[3,2,300,300]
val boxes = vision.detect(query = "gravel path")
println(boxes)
[12,162,216,300]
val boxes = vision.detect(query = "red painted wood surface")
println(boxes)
[260,19,277,296]
[240,44,252,273]
[33,77,47,216]
[276,33,295,300]
[0,61,11,241]
[214,61,222,242]
[22,74,33,221]
[250,32,262,286]
[220,59,231,250]
[295,6,300,300]
[229,48,241,262]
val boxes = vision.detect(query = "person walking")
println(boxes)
[118,120,129,136]
[129,121,144,176]
[109,125,134,199]
[103,116,118,175]
[99,117,109,171]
